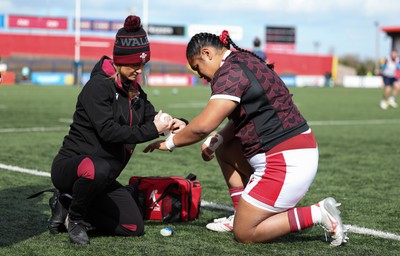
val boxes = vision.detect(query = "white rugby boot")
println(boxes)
[206,214,234,232]
[318,197,349,246]
[388,97,398,108]
[380,99,388,110]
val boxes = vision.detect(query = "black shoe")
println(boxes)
[68,218,91,245]
[48,190,70,234]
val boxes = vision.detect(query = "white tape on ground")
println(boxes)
[1,162,400,241]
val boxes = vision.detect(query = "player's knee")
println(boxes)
[233,228,254,243]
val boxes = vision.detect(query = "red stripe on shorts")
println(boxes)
[248,153,286,206]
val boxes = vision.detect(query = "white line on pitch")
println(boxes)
[58,118,400,127]
[168,102,207,108]
[0,163,50,177]
[345,225,400,241]
[58,118,72,123]
[1,119,399,134]
[308,119,400,126]
[1,163,400,242]
[0,127,68,133]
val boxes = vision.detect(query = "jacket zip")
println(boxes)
[117,82,132,168]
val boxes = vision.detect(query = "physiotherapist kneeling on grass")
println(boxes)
[50,15,186,245]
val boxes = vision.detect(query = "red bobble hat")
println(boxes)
[113,15,151,65]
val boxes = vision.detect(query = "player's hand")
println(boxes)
[171,118,187,134]
[201,133,223,161]
[143,140,169,152]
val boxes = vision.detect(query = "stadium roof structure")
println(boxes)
[381,26,400,52]
[381,26,400,35]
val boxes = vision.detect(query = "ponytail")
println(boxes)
[222,30,274,70]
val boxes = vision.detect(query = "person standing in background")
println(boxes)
[252,37,267,63]
[380,50,400,110]
[0,56,7,84]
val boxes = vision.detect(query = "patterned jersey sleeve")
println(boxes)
[211,62,250,103]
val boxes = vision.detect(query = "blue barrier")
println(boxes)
[30,72,91,86]
[280,75,296,87]
[31,72,74,86]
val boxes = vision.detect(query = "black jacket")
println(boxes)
[58,56,159,176]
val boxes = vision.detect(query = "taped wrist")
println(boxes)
[165,133,176,151]
[204,133,224,151]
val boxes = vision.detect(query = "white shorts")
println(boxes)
[242,130,318,213]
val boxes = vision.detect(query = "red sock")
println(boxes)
[229,187,244,210]
[287,206,314,232]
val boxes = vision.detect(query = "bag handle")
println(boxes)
[185,173,197,181]
[151,182,179,208]
[26,188,56,199]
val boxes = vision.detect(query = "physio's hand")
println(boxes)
[201,133,223,161]
[154,111,173,134]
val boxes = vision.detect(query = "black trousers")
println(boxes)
[51,154,144,236]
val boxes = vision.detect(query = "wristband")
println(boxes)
[165,133,176,151]
[204,133,224,151]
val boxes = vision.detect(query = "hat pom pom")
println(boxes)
[124,15,141,32]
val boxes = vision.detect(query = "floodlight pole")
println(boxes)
[143,0,149,32]
[375,21,380,75]
[74,0,82,85]
[142,0,149,85]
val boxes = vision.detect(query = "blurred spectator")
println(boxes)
[324,71,333,87]
[0,57,7,84]
[142,62,150,86]
[21,66,30,81]
[252,37,267,62]
[379,50,400,110]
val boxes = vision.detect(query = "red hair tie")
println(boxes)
[219,30,229,45]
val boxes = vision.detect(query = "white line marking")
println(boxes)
[345,225,400,241]
[1,163,400,241]
[1,119,399,134]
[308,119,400,126]
[168,102,207,108]
[0,163,50,177]
[201,200,234,212]
[0,127,67,133]
[58,118,73,124]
